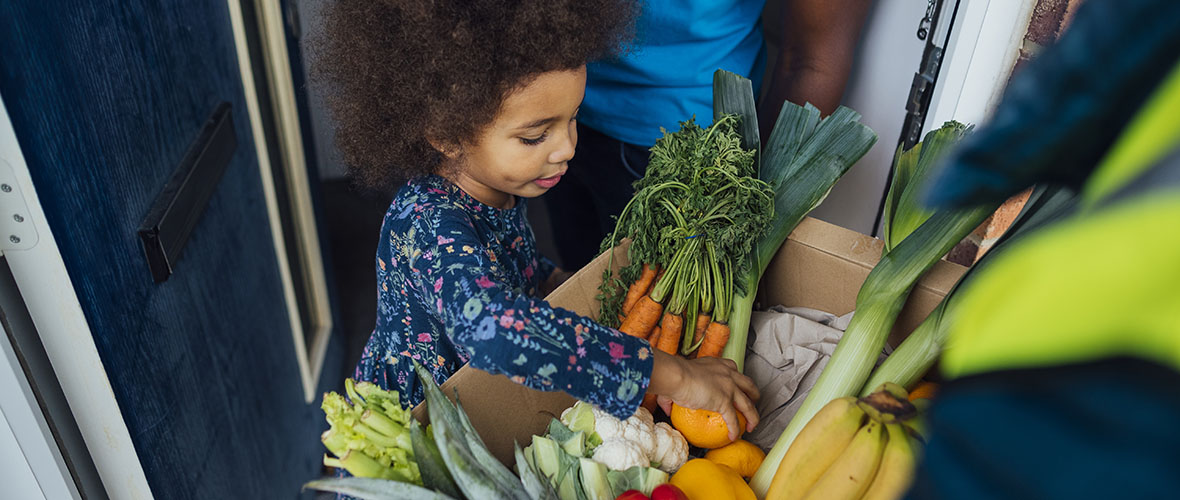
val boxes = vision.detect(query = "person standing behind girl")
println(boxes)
[312,0,759,432]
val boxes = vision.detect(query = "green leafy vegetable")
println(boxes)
[320,379,420,483]
[716,70,878,369]
[304,477,457,500]
[598,113,774,352]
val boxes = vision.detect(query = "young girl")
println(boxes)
[315,0,759,434]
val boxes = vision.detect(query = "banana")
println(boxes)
[764,396,867,500]
[857,400,895,423]
[907,398,932,441]
[860,422,918,500]
[869,382,910,401]
[800,419,888,500]
[861,387,918,423]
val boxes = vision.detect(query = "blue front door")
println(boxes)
[0,1,343,498]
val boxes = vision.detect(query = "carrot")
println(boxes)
[623,264,658,315]
[647,325,662,349]
[696,322,731,358]
[656,312,683,355]
[619,295,663,339]
[693,313,710,346]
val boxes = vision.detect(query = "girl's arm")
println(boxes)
[417,215,653,419]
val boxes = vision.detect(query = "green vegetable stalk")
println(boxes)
[714,70,878,370]
[320,378,421,484]
[860,184,1078,394]
[748,122,996,497]
[598,112,774,352]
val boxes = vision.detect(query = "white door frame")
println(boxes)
[0,97,153,499]
[229,0,334,403]
[925,0,1037,131]
[0,320,78,500]
[0,1,331,494]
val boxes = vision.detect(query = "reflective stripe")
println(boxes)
[942,192,1180,378]
[943,60,1180,378]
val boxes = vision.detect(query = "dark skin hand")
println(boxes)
[649,350,761,441]
[758,0,875,137]
[540,268,575,296]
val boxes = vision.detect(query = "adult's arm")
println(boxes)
[758,0,873,135]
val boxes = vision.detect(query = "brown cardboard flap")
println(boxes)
[760,217,966,348]
[410,217,966,465]
[543,243,630,323]
[410,367,575,464]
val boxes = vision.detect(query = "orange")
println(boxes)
[703,439,765,478]
[669,404,746,449]
[908,381,939,401]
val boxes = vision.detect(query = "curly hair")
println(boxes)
[310,0,636,192]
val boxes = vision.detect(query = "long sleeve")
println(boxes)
[410,207,653,419]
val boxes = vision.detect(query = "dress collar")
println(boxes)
[418,174,524,226]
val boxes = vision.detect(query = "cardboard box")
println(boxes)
[411,217,965,465]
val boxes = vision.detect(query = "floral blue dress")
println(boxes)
[354,175,652,419]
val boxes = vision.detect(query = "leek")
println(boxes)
[749,123,994,497]
[861,184,1078,393]
[712,70,878,369]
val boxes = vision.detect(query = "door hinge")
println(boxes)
[0,158,39,252]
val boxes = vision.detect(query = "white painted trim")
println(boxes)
[0,321,77,500]
[0,97,153,499]
[253,0,334,398]
[226,0,320,402]
[1,407,49,500]
[925,0,1036,130]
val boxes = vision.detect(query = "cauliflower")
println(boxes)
[592,406,655,456]
[591,438,649,471]
[561,401,688,473]
[651,422,689,473]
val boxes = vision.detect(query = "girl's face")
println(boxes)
[444,66,586,209]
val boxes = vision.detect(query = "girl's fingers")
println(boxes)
[734,391,759,432]
[720,405,740,442]
[656,394,673,416]
[733,372,761,401]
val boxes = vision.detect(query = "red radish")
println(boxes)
[615,490,650,500]
[651,484,690,500]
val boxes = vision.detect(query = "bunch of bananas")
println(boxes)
[764,383,923,500]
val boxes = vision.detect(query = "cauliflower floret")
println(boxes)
[620,415,655,455]
[590,406,624,441]
[631,406,655,429]
[651,422,689,473]
[591,438,649,471]
[593,406,655,458]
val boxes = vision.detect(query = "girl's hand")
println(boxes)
[540,268,574,296]
[648,350,760,441]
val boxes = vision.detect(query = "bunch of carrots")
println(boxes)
[598,114,773,363]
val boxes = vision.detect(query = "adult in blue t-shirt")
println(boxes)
[545,0,873,268]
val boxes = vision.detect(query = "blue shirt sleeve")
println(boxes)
[412,208,653,419]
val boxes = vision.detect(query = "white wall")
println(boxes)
[808,1,931,236]
[812,0,1034,236]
